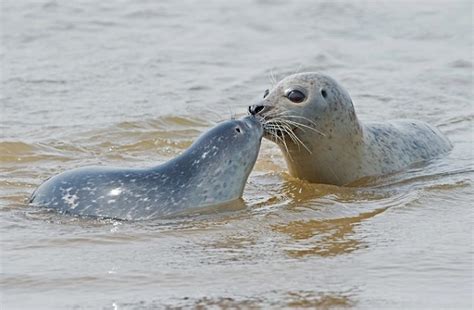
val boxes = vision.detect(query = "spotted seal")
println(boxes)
[30,116,263,220]
[249,72,452,185]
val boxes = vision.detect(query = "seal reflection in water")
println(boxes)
[30,116,263,220]
[249,72,452,185]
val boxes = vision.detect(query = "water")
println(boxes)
[1,0,472,309]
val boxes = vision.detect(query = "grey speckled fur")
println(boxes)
[250,72,452,185]
[30,116,263,220]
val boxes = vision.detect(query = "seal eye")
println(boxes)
[286,89,306,103]
[321,89,328,98]
[263,89,269,98]
[235,127,241,133]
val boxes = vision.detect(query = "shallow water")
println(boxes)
[1,0,473,309]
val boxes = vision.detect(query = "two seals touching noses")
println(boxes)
[30,116,263,220]
[30,72,453,220]
[249,72,452,185]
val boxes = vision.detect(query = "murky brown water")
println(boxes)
[1,0,473,309]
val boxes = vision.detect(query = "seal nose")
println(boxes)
[242,116,264,138]
[248,104,266,116]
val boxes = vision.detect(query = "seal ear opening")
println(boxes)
[321,89,328,98]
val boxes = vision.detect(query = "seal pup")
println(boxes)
[249,72,452,185]
[30,116,263,220]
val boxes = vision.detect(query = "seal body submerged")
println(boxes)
[249,72,452,185]
[30,116,263,220]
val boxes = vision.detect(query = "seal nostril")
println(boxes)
[249,105,265,115]
[263,89,269,98]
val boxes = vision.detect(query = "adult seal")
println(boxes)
[30,116,263,220]
[249,72,452,185]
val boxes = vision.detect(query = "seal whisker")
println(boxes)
[262,110,289,119]
[286,129,312,154]
[264,110,318,127]
[281,119,327,137]
[264,121,293,161]
[272,111,323,129]
[271,112,327,137]
[268,119,312,155]
[279,122,312,154]
[293,63,303,75]
[269,110,315,124]
[278,127,293,161]
[272,121,301,151]
[285,115,320,128]
[270,69,277,86]
[263,124,282,141]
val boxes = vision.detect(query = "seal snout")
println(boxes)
[240,115,264,138]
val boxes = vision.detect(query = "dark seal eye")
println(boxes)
[263,89,269,98]
[235,127,241,133]
[321,89,327,98]
[286,89,306,103]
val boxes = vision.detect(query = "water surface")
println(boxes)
[1,0,473,309]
